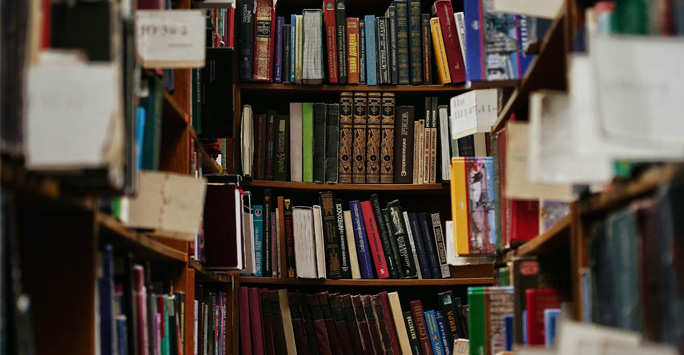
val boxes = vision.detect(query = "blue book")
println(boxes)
[364,15,377,85]
[359,20,366,84]
[581,268,592,324]
[407,212,432,279]
[349,200,374,279]
[417,212,442,279]
[544,309,561,348]
[522,310,528,345]
[99,245,115,355]
[135,107,146,171]
[253,205,264,276]
[274,17,284,83]
[116,316,128,355]
[516,15,535,78]
[425,310,445,355]
[290,14,297,83]
[435,310,452,355]
[463,0,482,83]
[505,314,514,351]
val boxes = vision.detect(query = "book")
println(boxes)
[468,287,514,355]
[349,200,374,279]
[293,207,317,279]
[265,110,277,180]
[386,6,399,85]
[346,18,361,84]
[330,294,355,355]
[313,205,328,279]
[341,295,365,354]
[313,103,327,183]
[336,0,348,84]
[308,294,333,354]
[362,295,384,354]
[239,0,255,81]
[290,103,303,182]
[430,18,451,84]
[253,0,275,82]
[249,288,265,355]
[393,105,415,184]
[278,290,298,355]
[410,300,434,355]
[364,15,378,85]
[326,104,340,183]
[274,16,284,83]
[343,210,362,279]
[334,199,353,279]
[404,311,423,355]
[428,97,438,184]
[421,14,433,85]
[511,257,539,344]
[378,292,402,354]
[430,213,451,278]
[324,0,339,84]
[253,205,264,277]
[454,12,466,68]
[403,211,424,279]
[288,293,311,355]
[432,0,466,83]
[418,212,442,278]
[437,105,451,182]
[416,119,425,184]
[376,17,392,85]
[449,89,498,141]
[366,93,382,183]
[373,295,394,354]
[435,311,452,355]
[395,0,410,84]
[437,290,462,343]
[99,245,116,355]
[277,196,288,277]
[320,191,343,279]
[202,48,235,138]
[360,200,390,279]
[371,195,400,279]
[298,293,320,354]
[526,289,567,346]
[302,10,325,84]
[387,200,418,278]
[388,292,414,354]
[270,290,288,353]
[254,113,267,180]
[408,212,433,278]
[544,309,561,348]
[319,293,344,355]
[425,310,445,355]
[359,20,367,84]
[274,114,289,181]
[291,14,298,82]
[338,92,354,184]
[295,14,303,83]
[302,103,314,182]
[264,189,273,276]
[285,200,296,277]
[352,295,373,354]
[408,0,422,84]
[352,93,368,184]
[380,93,396,184]
[204,184,243,270]
[283,24,292,83]
[423,97,432,185]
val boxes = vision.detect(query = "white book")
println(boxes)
[403,211,422,279]
[449,89,497,140]
[438,105,451,181]
[240,105,254,177]
[295,15,303,83]
[388,292,413,354]
[445,220,457,265]
[241,192,256,274]
[343,210,361,279]
[313,205,327,279]
[289,103,303,182]
[302,10,324,84]
[293,207,317,279]
[454,12,466,68]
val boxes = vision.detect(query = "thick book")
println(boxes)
[378,292,402,354]
[239,287,252,355]
[395,0,410,84]
[343,210,362,279]
[302,103,314,182]
[387,200,418,278]
[318,293,344,355]
[430,213,451,278]
[408,212,433,278]
[468,287,514,355]
[388,292,413,354]
[336,0,348,84]
[380,93,396,184]
[202,48,235,138]
[313,206,328,278]
[278,289,298,355]
[320,191,344,279]
[432,0,466,83]
[435,311,451,355]
[334,199,353,278]
[359,20,367,84]
[346,18,361,84]
[421,14,433,85]
[288,293,311,355]
[239,0,255,81]
[371,194,400,279]
[275,114,290,181]
[437,291,463,342]
[408,0,423,84]
[270,290,288,354]
[376,17,392,85]
[341,295,364,354]
[259,289,274,355]
[526,289,567,346]
[425,311,445,355]
[410,300,434,355]
[308,294,333,355]
[290,103,303,182]
[283,25,292,83]
[349,200,374,279]
[364,15,378,86]
[254,113,267,180]
[352,295,373,354]
[253,0,275,82]
[265,110,277,180]
[293,207,318,279]
[362,295,384,354]
[330,294,354,355]
[263,189,273,276]
[338,92,354,184]
[430,18,451,84]
[352,93,368,184]
[366,93,382,183]
[323,0,339,84]
[326,104,340,183]
[393,105,415,184]
[249,288,265,355]
[274,17,284,83]
[284,199,295,277]
[254,205,264,277]
[313,103,328,182]
[302,10,325,84]
[299,293,321,355]
[386,6,399,85]
[403,311,422,355]
[204,184,243,270]
[360,200,391,279]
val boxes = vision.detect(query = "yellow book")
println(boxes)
[450,157,469,255]
[430,17,451,85]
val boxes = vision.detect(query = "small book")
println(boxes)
[204,184,243,270]
[437,290,463,342]
[241,105,254,177]
[295,14,303,83]
[346,18,361,85]
[435,310,452,355]
[425,310,445,355]
[423,97,432,185]
[338,92,354,184]
[468,287,514,355]
[395,0,410,84]
[283,24,292,83]
[290,14,297,82]
[274,17,284,83]
[429,97,438,184]
[385,5,399,85]
[352,93,368,184]
[253,205,264,277]
[438,105,451,181]
[526,289,567,346]
[259,289,276,355]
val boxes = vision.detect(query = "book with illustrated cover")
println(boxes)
[352,93,368,184]
[346,18,360,84]
[366,93,382,183]
[338,92,354,184]
[380,93,396,184]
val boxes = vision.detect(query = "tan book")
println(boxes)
[366,92,382,183]
[388,292,413,354]
[289,103,303,182]
[429,98,438,184]
[423,98,431,185]
[352,92,368,184]
[429,17,451,84]
[413,120,420,184]
[343,210,362,279]
[380,93,396,184]
[278,289,298,355]
[417,119,425,184]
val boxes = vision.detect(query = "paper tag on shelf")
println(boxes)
[493,0,563,19]
[135,10,206,68]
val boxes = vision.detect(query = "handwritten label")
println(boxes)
[136,10,205,68]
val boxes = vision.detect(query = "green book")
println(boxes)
[303,103,314,182]
[468,287,486,355]
[468,286,514,355]
[611,0,648,34]
[275,114,290,181]
[192,68,202,135]
[141,76,163,170]
[497,266,510,286]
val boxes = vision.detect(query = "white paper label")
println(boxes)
[136,10,206,68]
[493,0,563,19]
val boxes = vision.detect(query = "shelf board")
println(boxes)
[189,126,223,175]
[238,276,492,287]
[189,259,233,283]
[238,82,469,93]
[98,213,188,263]
[515,214,572,258]
[242,180,449,192]
[163,91,189,126]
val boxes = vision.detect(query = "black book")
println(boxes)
[381,208,405,279]
[387,199,418,278]
[407,212,432,279]
[394,0,410,85]
[387,5,399,85]
[265,110,277,180]
[457,135,475,157]
[318,292,344,355]
[51,1,112,61]
[376,17,392,85]
[455,297,468,338]
[359,20,366,84]
[239,0,255,81]
[330,294,355,355]
[326,104,340,183]
[207,292,215,355]
[263,189,273,276]
[313,103,327,183]
[408,0,423,84]
[114,253,138,355]
[320,191,343,279]
[393,105,415,184]
[437,291,462,342]
[334,199,353,278]
[370,193,399,279]
[298,293,320,355]
[275,114,290,181]
[283,25,291,84]
[202,48,235,138]
[403,311,422,355]
[421,14,432,85]
[341,295,364,354]
[418,212,442,278]
[288,292,311,355]
[336,0,348,84]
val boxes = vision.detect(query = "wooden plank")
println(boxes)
[238,82,469,93]
[189,259,233,283]
[238,274,493,286]
[241,180,450,192]
[516,214,572,257]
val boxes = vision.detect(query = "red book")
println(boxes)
[254,113,267,180]
[253,0,276,81]
[409,300,434,355]
[359,201,390,279]
[346,18,360,85]
[277,196,287,277]
[526,289,567,346]
[259,288,276,355]
[509,200,540,244]
[323,0,339,84]
[239,287,252,355]
[227,7,236,48]
[42,0,51,48]
[431,0,466,83]
[137,0,163,9]
[377,292,401,354]
[204,184,244,270]
[249,288,265,355]
[133,266,149,355]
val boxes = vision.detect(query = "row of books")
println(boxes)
[239,0,539,85]
[204,7,235,48]
[194,285,229,355]
[238,288,469,355]
[592,0,684,36]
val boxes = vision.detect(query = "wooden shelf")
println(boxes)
[238,276,492,287]
[189,126,223,175]
[242,180,449,192]
[189,259,233,283]
[515,214,572,258]
[97,213,188,263]
[238,82,469,93]
[163,91,189,126]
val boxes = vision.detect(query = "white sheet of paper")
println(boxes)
[194,0,236,8]
[493,0,563,19]
[450,89,498,139]
[136,10,206,68]
[558,321,642,355]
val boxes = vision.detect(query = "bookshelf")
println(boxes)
[242,179,450,191]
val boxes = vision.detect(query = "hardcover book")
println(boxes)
[364,15,378,85]
[360,200,390,279]
[341,295,365,354]
[430,17,451,84]
[432,0,466,83]
[425,310,445,355]
[388,292,414,354]
[370,194,400,279]
[366,93,382,183]
[430,213,451,278]
[326,104,340,183]
[283,24,292,83]
[330,294,354,355]
[295,15,303,83]
[346,18,361,84]
[418,212,442,278]
[362,295,384,354]
[239,0,255,81]
[408,0,423,84]
[349,200,374,279]
[284,199,295,277]
[381,208,404,278]
[395,0,410,84]
[274,17,284,83]
[313,103,327,183]
[265,110,277,180]
[308,294,333,354]
[336,0,348,84]
[334,199,353,279]
[318,292,344,355]
[380,93,396,184]
[468,287,514,355]
[338,92,354,184]
[254,113,267,180]
[352,295,373,353]
[526,289,567,346]
[386,5,399,85]
[302,10,325,84]
[253,0,275,82]
[376,17,392,85]
[408,212,433,279]
[320,191,343,279]
[287,293,311,354]
[421,14,433,85]
[202,48,235,138]
[388,200,418,278]
[377,292,402,354]
[352,93,368,184]
[393,105,415,184]
[298,292,320,354]
[274,114,289,181]
[410,300,434,355]
[292,207,318,279]
[302,103,314,182]
[324,0,339,84]
[290,103,303,182]
[404,311,423,355]
[359,20,367,84]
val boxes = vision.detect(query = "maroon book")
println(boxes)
[341,295,364,354]
[308,294,333,355]
[352,295,374,355]
[361,295,383,355]
[299,293,321,355]
[254,113,267,180]
[249,288,265,355]
[259,289,275,355]
[329,294,354,355]
[377,292,401,354]
[410,300,433,355]
[318,292,344,355]
[288,293,310,355]
[269,290,288,354]
[203,184,243,270]
[239,287,252,355]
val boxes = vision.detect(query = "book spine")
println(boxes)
[352,93,368,184]
[433,0,466,83]
[302,10,325,84]
[308,294,333,354]
[277,196,286,277]
[326,104,340,183]
[269,291,288,353]
[302,103,314,182]
[395,0,410,84]
[425,311,445,355]
[295,15,304,83]
[271,212,278,277]
[298,293,320,354]
[423,97,432,185]
[437,290,461,343]
[239,0,255,81]
[388,200,418,278]
[319,192,343,279]
[259,290,274,354]
[362,295,384,354]
[283,200,295,278]
[338,92,354,184]
[283,25,291,83]
[254,114,267,180]
[430,18,451,84]
[416,120,425,184]
[334,199,353,279]
[346,18,360,84]
[455,12,466,69]
[352,295,374,353]
[330,295,355,355]
[403,311,422,355]
[349,200,375,279]
[418,212,442,278]
[263,190,272,276]
[430,97,438,184]
[376,17,391,85]
[274,17,284,83]
[430,215,450,279]
[438,105,451,182]
[341,295,365,354]
[253,206,264,277]
[324,0,339,84]
[372,295,393,354]
[253,0,274,81]
[393,106,415,184]
[192,68,202,136]
[249,288,265,354]
[313,103,328,182]
[290,14,297,83]
[364,15,377,85]
[371,194,399,279]
[287,293,310,355]
[408,0,423,84]
[366,93,382,183]
[380,93,395,184]
[360,200,390,279]
[359,20,366,84]
[274,114,289,181]
[404,212,425,279]
[239,288,252,355]
[265,111,277,180]
[336,0,348,84]
[421,14,432,85]
[464,0,482,82]
[387,6,399,85]
[289,103,303,182]
[318,293,343,354]
[378,292,402,354]
[410,300,434,355]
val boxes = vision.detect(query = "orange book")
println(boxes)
[346,18,360,84]
[253,0,276,81]
[450,157,468,255]
[429,18,451,85]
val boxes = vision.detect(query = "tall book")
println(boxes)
[239,0,255,81]
[372,295,393,354]
[302,103,314,182]
[364,15,378,85]
[423,97,433,185]
[283,24,291,83]
[249,288,265,354]
[290,14,297,82]
[386,6,399,85]
[334,199,353,279]
[284,199,295,278]
[366,93,382,183]
[352,295,373,353]
[404,211,426,279]
[393,106,415,184]
[417,212,442,278]
[277,289,298,355]
[435,311,452,355]
[320,191,343,279]
[313,103,327,183]
[295,15,303,83]
[277,196,287,277]
[352,93,368,184]
[404,311,423,355]
[336,0,348,84]
[432,0,466,83]
[430,18,451,84]
[468,287,514,355]
[388,292,413,354]
[376,17,392,85]
[341,295,365,354]
[292,207,317,279]
[319,293,345,355]
[239,287,252,355]
[338,92,354,184]
[377,292,402,354]
[298,293,320,354]
[302,10,325,84]
[425,311,445,355]
[313,205,328,278]
[343,210,361,279]
[359,20,367,84]
[429,101,438,185]
[360,200,390,279]
[430,213,450,278]
[254,113,267,180]
[421,14,433,85]
[274,114,289,181]
[263,189,273,276]
[437,105,451,182]
[370,194,400,279]
[202,49,235,138]
[362,295,384,354]
[323,0,339,84]
[274,17,284,83]
[290,103,303,182]
[308,294,333,354]
[349,200,374,279]
[326,104,340,183]
[395,0,410,84]
[380,93,395,184]
[410,300,434,355]
[346,18,361,84]
[253,0,276,82]
[253,205,264,277]
[417,119,425,185]
[287,293,311,355]
[265,110,277,180]
[387,200,418,278]
[330,294,355,355]
[408,0,422,84]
